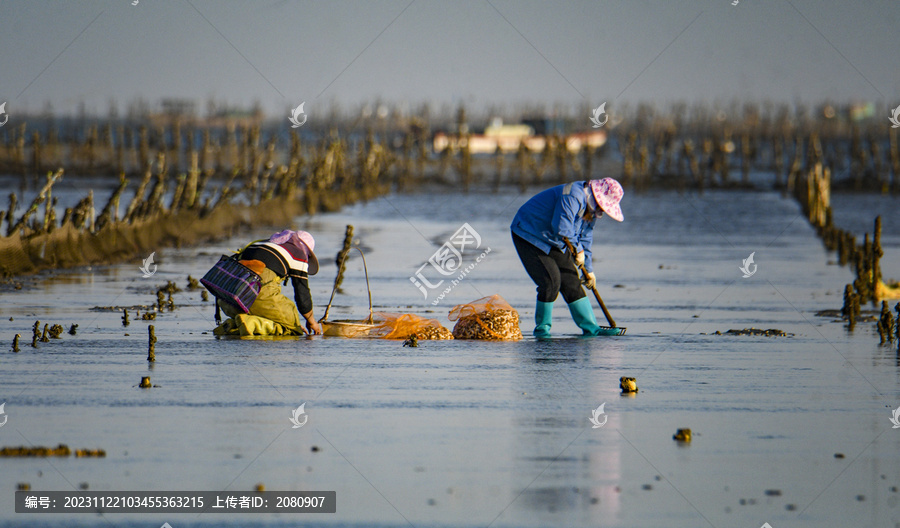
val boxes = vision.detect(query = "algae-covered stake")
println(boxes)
[896,302,900,352]
[12,334,20,352]
[147,325,156,362]
[139,376,151,388]
[877,301,894,345]
[333,224,354,294]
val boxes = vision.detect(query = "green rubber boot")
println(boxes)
[534,301,554,338]
[567,297,604,336]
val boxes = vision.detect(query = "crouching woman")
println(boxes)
[221,229,322,335]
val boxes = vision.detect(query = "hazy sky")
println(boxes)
[1,0,898,118]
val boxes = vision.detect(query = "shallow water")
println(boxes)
[1,186,899,528]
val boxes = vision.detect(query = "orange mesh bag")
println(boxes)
[448,295,523,340]
[364,312,453,340]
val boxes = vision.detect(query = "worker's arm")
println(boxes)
[550,191,584,252]
[579,221,595,273]
[291,276,321,334]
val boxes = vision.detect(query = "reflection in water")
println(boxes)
[512,339,627,525]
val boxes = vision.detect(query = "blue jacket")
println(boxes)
[511,181,596,272]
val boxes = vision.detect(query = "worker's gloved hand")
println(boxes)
[582,271,596,290]
[574,250,585,267]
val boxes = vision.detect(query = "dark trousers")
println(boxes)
[512,233,586,304]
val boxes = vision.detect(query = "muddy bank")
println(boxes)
[0,197,304,277]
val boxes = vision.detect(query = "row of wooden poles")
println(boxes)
[0,123,608,193]
[4,109,900,193]
[0,127,408,277]
[615,121,900,193]
[0,131,403,241]
[785,133,899,348]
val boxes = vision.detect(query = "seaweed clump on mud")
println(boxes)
[47,324,64,338]
[1,444,71,457]
[714,328,793,337]
[0,445,106,458]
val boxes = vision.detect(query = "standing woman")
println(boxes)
[510,178,624,337]
[222,229,322,335]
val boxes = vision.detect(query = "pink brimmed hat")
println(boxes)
[269,229,319,275]
[589,178,624,222]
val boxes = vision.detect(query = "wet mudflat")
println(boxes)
[1,188,899,528]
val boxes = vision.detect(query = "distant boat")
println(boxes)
[433,121,606,155]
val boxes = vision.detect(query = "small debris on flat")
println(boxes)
[713,328,793,337]
[620,376,638,393]
[673,428,692,443]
